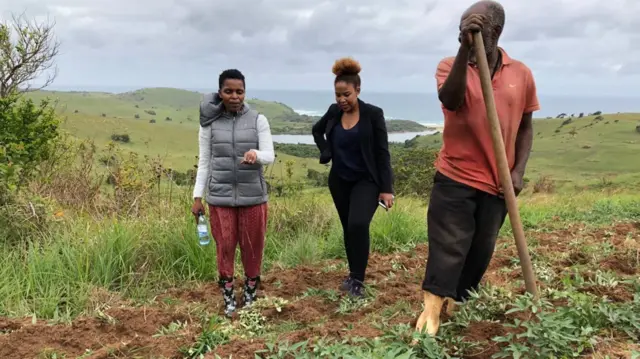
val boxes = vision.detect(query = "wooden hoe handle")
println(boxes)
[472,31,538,298]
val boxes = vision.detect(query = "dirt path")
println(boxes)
[0,222,637,358]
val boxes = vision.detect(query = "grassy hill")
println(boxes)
[405,112,640,188]
[24,87,428,136]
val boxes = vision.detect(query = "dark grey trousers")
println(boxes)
[421,171,508,301]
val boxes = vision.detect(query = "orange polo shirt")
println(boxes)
[434,48,540,195]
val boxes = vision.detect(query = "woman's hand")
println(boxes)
[191,198,205,220]
[242,150,257,164]
[379,193,394,210]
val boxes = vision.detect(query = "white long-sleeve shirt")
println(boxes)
[192,114,275,199]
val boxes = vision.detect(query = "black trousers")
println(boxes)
[328,169,380,282]
[422,171,507,302]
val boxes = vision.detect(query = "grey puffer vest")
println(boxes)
[200,93,268,207]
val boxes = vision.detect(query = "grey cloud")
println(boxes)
[501,1,640,42]
[2,0,639,95]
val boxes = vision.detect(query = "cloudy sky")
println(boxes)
[2,0,639,97]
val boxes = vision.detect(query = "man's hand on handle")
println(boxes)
[459,14,485,48]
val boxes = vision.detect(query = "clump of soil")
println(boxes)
[601,253,638,275]
[579,284,635,302]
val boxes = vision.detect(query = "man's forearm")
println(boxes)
[438,44,471,111]
[513,114,533,175]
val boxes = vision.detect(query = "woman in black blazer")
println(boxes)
[312,57,394,298]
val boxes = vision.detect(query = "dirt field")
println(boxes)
[0,223,638,358]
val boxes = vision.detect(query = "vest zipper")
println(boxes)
[232,115,237,206]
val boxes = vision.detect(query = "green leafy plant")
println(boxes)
[0,93,60,203]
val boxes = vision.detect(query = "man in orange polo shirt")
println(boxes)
[415,0,540,335]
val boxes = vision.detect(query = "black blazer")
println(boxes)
[311,98,394,194]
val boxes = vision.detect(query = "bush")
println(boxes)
[149,119,156,124]
[110,133,130,143]
[391,146,439,197]
[165,117,172,121]
[102,143,157,216]
[145,110,156,116]
[307,168,328,187]
[0,93,60,204]
[134,114,140,119]
[275,143,318,158]
[533,175,555,194]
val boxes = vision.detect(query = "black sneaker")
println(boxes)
[242,276,260,307]
[218,278,237,317]
[339,276,354,292]
[348,279,365,298]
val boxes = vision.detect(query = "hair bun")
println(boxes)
[332,57,361,76]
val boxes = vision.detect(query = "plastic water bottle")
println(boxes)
[197,214,210,246]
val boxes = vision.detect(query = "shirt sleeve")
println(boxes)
[524,67,541,113]
[435,58,454,91]
[251,114,275,165]
[192,126,211,199]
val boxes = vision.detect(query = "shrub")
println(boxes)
[150,119,156,123]
[134,114,140,119]
[102,142,157,216]
[145,110,156,116]
[275,143,318,158]
[0,93,60,204]
[110,134,130,143]
[33,138,104,211]
[165,117,172,121]
[391,146,439,197]
[533,175,555,194]
[307,168,328,187]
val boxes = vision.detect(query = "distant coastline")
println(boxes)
[25,87,437,137]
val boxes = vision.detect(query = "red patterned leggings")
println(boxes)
[208,203,268,279]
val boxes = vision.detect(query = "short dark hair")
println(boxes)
[218,69,245,89]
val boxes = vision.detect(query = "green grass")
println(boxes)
[409,112,640,188]
[0,187,637,318]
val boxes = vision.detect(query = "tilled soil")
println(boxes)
[0,222,637,359]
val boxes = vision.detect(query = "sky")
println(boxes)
[2,0,640,96]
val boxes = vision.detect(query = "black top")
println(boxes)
[311,98,394,194]
[331,121,367,181]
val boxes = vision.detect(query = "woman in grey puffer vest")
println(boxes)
[191,69,275,317]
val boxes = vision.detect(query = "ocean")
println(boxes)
[244,89,640,144]
[245,89,640,125]
[49,86,640,144]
